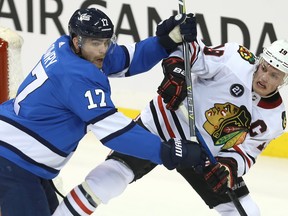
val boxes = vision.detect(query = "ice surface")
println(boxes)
[58,133,288,216]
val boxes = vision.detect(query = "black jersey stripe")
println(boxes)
[101,121,136,144]
[78,184,97,207]
[170,110,186,139]
[63,196,81,216]
[149,100,167,142]
[0,115,68,157]
[0,140,59,174]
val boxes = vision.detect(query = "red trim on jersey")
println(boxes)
[190,41,197,64]
[71,189,93,215]
[257,92,282,109]
[233,145,251,168]
[0,39,8,103]
[157,95,176,138]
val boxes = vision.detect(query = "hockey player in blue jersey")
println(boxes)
[52,19,288,216]
[0,8,205,216]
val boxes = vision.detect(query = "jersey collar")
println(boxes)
[252,91,282,109]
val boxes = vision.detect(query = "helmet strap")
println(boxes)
[76,36,83,48]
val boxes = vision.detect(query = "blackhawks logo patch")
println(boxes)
[203,103,251,149]
[237,45,256,64]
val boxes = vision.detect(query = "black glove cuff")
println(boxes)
[161,141,177,170]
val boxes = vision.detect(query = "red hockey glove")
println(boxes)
[161,138,206,171]
[203,157,238,194]
[157,57,187,111]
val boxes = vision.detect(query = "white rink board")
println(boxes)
[0,0,288,112]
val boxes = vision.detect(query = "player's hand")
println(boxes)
[157,57,187,111]
[156,14,187,52]
[156,13,197,52]
[203,157,238,194]
[180,13,197,42]
[160,138,206,170]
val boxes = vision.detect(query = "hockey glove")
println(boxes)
[180,13,197,42]
[204,157,238,194]
[156,13,197,52]
[157,57,187,111]
[161,138,206,171]
[156,14,187,52]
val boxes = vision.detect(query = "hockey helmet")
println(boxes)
[262,39,288,85]
[68,8,114,39]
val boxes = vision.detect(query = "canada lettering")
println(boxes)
[0,0,279,55]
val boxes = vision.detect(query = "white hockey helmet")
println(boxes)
[262,39,288,85]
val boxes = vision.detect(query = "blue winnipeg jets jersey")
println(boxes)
[0,35,168,179]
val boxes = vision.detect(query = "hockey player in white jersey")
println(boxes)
[0,8,205,216]
[52,23,288,216]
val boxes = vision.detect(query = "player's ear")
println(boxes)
[72,36,80,53]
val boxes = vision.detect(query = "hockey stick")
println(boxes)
[178,0,197,143]
[177,1,247,216]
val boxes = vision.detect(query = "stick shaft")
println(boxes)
[179,0,196,141]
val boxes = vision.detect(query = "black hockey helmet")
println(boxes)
[68,8,114,39]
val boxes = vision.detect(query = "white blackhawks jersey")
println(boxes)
[140,38,287,177]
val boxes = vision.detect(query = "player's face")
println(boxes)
[253,60,285,96]
[80,38,111,68]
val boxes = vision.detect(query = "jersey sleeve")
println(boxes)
[63,65,164,164]
[103,37,168,77]
[169,38,244,79]
[87,111,163,164]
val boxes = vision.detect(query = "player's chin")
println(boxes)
[93,60,103,69]
[253,82,266,95]
[254,86,270,97]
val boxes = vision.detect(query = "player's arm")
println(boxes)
[103,14,196,77]
[157,56,187,111]
[66,73,206,170]
[102,38,169,77]
[87,111,206,170]
[127,13,196,75]
[157,39,246,111]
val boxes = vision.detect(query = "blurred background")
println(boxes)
[0,0,287,215]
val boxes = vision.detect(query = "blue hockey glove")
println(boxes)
[156,14,187,37]
[156,14,187,52]
[204,157,238,194]
[156,13,197,52]
[157,57,187,111]
[161,138,206,170]
[180,13,197,42]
